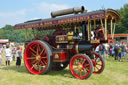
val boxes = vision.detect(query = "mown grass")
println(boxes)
[0,54,128,85]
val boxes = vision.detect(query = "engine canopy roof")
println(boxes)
[14,9,120,30]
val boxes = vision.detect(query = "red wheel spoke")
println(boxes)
[30,47,37,54]
[95,57,98,62]
[40,61,45,66]
[38,44,41,52]
[82,59,86,64]
[84,64,89,67]
[75,59,80,65]
[42,52,46,57]
[80,69,82,77]
[80,58,83,64]
[31,62,38,70]
[39,65,42,72]
[31,60,37,64]
[97,63,102,66]
[40,49,45,55]
[95,66,100,70]
[41,57,47,59]
[36,44,39,55]
[31,52,36,57]
[37,64,39,71]
[38,64,41,72]
[84,67,89,72]
[27,57,35,60]
[75,70,80,74]
[73,61,78,66]
[83,68,88,74]
[42,60,47,65]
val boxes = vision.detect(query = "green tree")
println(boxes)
[116,4,128,33]
[0,24,25,42]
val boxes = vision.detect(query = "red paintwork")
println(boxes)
[24,41,48,74]
[94,26,105,41]
[92,60,96,67]
[91,51,104,74]
[108,38,114,43]
[53,51,69,62]
[70,55,92,79]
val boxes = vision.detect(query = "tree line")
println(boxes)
[0,4,128,42]
[0,25,25,42]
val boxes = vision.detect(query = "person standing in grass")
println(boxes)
[0,45,3,65]
[118,46,122,61]
[16,47,22,68]
[127,45,128,58]
[99,44,106,60]
[121,42,127,61]
[114,44,119,60]
[12,48,16,61]
[5,45,12,66]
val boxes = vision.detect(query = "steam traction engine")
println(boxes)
[14,6,120,79]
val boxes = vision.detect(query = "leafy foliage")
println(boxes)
[0,25,25,42]
[116,4,128,33]
[0,25,54,42]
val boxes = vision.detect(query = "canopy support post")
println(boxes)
[100,18,104,27]
[88,20,91,40]
[111,19,113,39]
[105,18,107,40]
[112,23,116,39]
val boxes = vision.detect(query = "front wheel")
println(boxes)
[69,54,93,79]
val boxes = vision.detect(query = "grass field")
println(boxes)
[0,51,128,85]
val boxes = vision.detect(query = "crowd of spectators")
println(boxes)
[96,41,128,61]
[0,44,22,68]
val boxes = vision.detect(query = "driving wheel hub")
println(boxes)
[36,55,40,60]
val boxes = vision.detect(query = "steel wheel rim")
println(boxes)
[93,52,104,73]
[24,41,48,74]
[70,55,92,79]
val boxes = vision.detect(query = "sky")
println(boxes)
[0,0,128,28]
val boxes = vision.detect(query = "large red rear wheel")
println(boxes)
[91,51,105,74]
[24,40,52,74]
[70,54,93,79]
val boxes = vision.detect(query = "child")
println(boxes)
[16,47,22,68]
